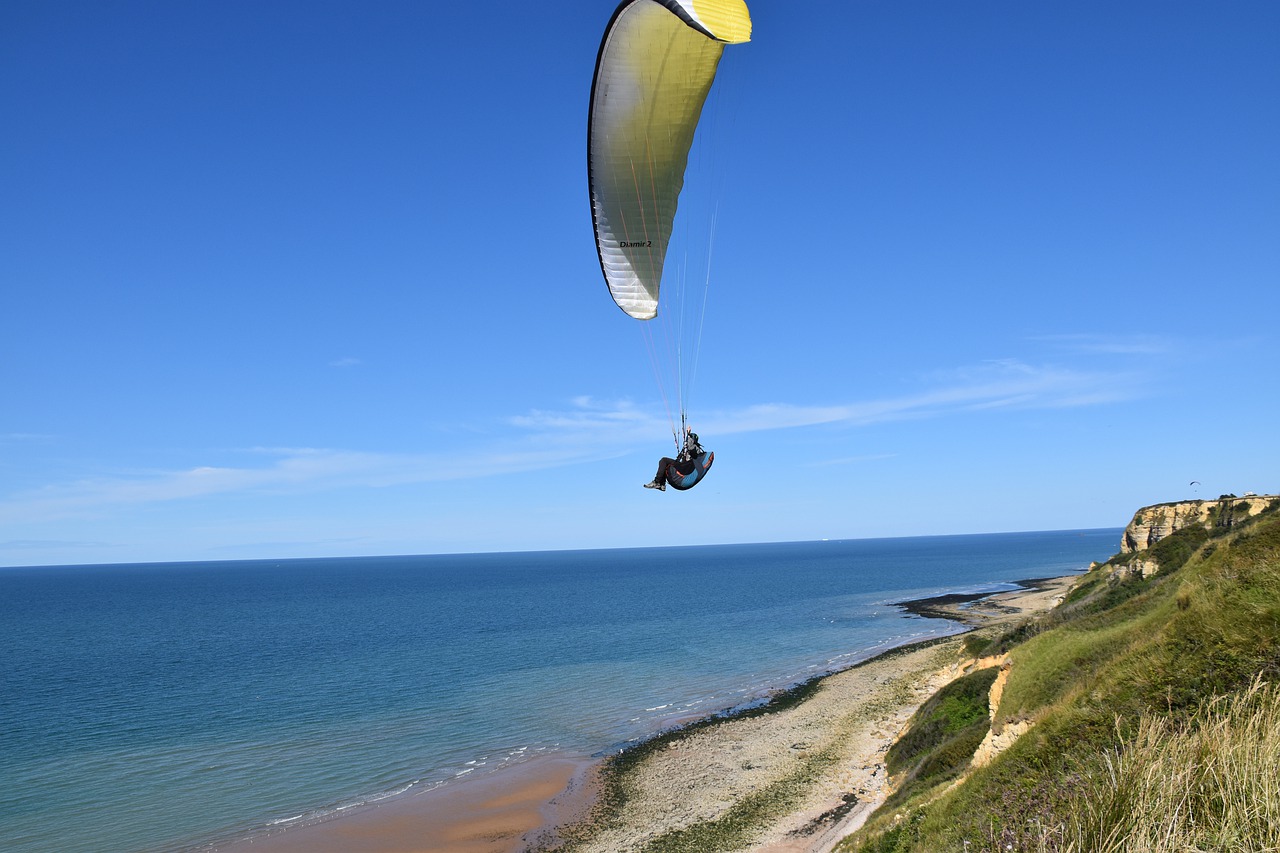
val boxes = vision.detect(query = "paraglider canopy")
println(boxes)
[588,0,752,321]
[588,0,749,471]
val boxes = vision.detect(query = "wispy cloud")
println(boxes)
[697,359,1143,435]
[0,446,591,525]
[506,397,660,438]
[0,359,1143,524]
[0,539,113,550]
[329,357,362,368]
[0,433,54,444]
[807,453,898,467]
[1030,333,1171,356]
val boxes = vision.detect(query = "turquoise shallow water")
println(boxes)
[0,530,1117,852]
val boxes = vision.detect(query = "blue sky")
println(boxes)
[3,0,1277,567]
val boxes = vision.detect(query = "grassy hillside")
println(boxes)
[841,499,1280,852]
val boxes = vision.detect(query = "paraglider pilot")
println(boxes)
[644,429,706,491]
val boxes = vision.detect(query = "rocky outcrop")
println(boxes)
[971,656,1016,769]
[950,652,1040,771]
[1121,495,1277,554]
[972,720,1032,770]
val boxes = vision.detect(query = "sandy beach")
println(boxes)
[218,756,595,853]
[223,575,1079,853]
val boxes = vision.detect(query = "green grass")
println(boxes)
[992,623,1131,721]
[1052,677,1280,852]
[840,503,1280,853]
[883,667,997,809]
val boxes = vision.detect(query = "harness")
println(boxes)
[666,451,714,490]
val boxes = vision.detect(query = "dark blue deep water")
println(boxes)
[0,530,1117,852]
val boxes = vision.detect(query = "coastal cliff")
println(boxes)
[842,496,1280,852]
[1121,494,1278,553]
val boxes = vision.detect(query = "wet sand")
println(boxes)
[218,755,594,853]
[223,575,1078,853]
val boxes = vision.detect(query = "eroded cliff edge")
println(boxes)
[1121,494,1278,554]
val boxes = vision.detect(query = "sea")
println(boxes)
[0,530,1118,853]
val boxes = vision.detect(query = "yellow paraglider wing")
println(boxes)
[588,0,751,321]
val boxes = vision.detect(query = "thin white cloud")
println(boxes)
[0,539,113,550]
[0,441,625,526]
[1030,333,1171,356]
[0,359,1142,525]
[807,453,898,467]
[511,397,656,432]
[698,360,1142,435]
[329,357,362,368]
[0,433,54,443]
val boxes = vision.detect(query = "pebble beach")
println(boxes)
[229,575,1079,853]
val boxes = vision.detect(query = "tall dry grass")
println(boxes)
[1046,677,1280,853]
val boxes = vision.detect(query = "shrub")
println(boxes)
[882,667,998,810]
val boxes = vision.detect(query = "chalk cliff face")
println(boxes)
[1121,495,1278,554]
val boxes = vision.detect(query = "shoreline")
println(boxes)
[215,755,597,853]
[895,575,1068,623]
[214,573,1081,853]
